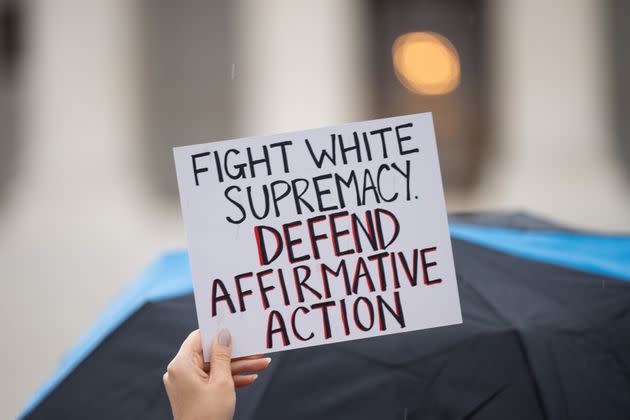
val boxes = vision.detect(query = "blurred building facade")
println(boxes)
[1,0,629,417]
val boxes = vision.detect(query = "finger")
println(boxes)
[209,329,234,385]
[233,354,264,362]
[176,330,207,373]
[178,330,203,357]
[204,354,266,374]
[234,374,258,388]
[231,357,271,375]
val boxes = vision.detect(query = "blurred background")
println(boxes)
[1,0,629,417]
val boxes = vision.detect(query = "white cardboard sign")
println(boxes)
[174,113,462,360]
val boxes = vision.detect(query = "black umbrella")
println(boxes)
[22,213,630,420]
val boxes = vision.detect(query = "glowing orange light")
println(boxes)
[392,32,461,95]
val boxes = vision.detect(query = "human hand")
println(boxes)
[163,329,271,420]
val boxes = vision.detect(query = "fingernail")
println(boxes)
[218,329,231,346]
[264,357,272,365]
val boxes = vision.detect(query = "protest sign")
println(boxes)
[174,113,462,360]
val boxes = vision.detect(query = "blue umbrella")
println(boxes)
[21,213,630,419]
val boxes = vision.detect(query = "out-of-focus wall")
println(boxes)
[233,0,368,135]
[450,0,630,230]
[0,1,185,417]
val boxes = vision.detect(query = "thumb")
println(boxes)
[209,329,234,385]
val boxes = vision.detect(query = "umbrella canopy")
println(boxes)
[22,213,630,420]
